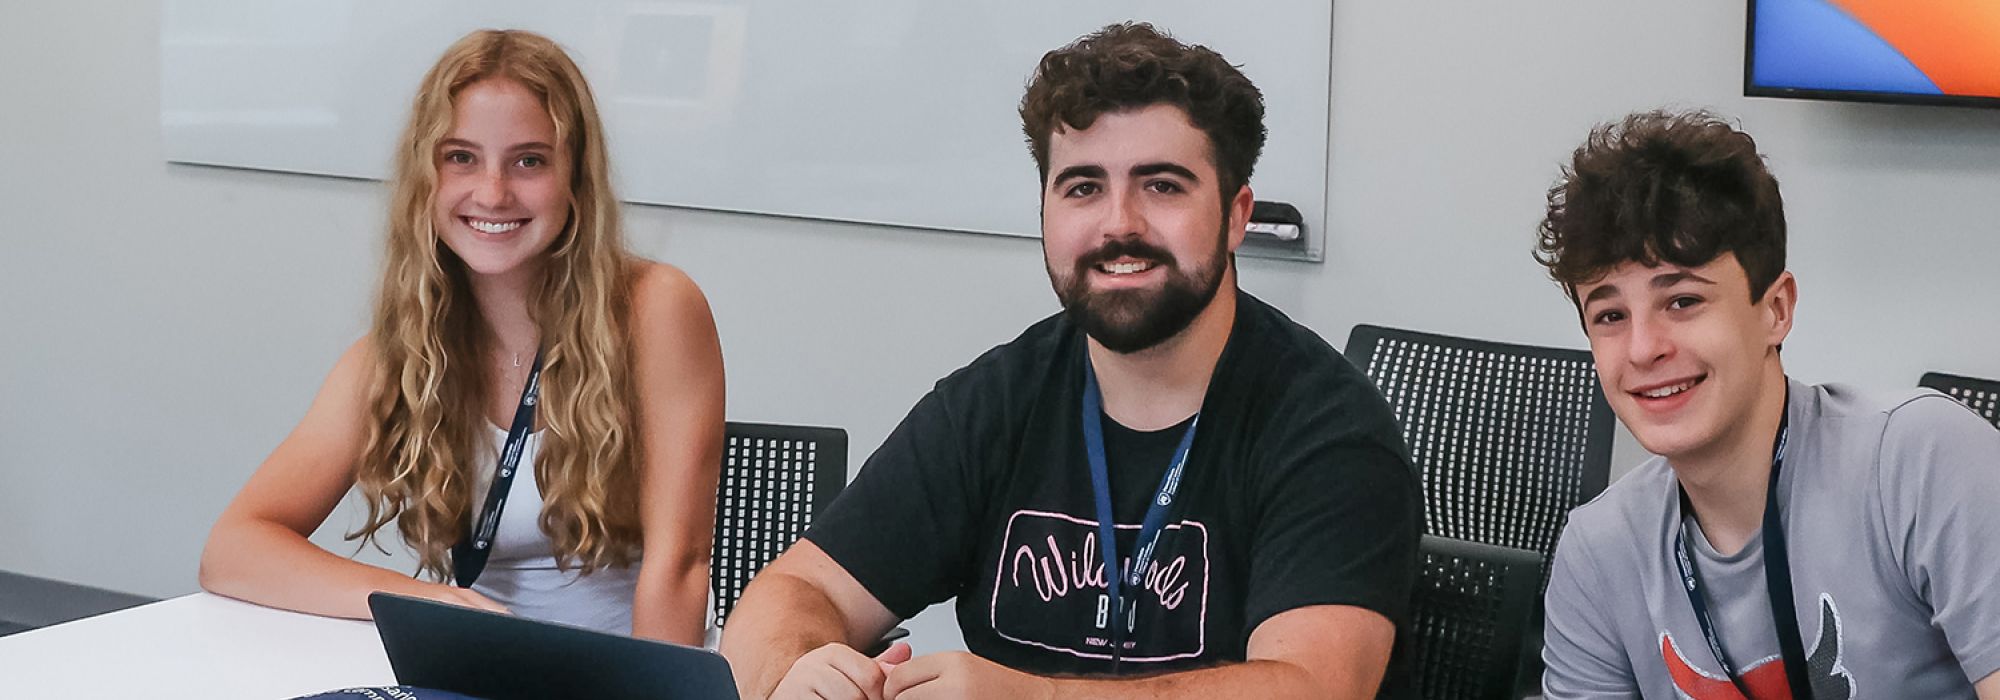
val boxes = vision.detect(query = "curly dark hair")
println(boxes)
[1019,23,1267,201]
[1536,109,1787,303]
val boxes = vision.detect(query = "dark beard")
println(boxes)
[1050,231,1227,354]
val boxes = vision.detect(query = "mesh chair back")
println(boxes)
[1920,372,2000,430]
[711,422,848,627]
[1412,536,1544,700]
[1344,324,1613,592]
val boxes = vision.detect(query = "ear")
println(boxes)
[1761,270,1797,349]
[1225,185,1254,253]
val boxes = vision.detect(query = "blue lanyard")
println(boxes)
[1080,355,1199,669]
[1672,390,1811,699]
[453,349,544,588]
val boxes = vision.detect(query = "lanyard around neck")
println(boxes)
[452,349,545,588]
[1672,389,1811,699]
[1080,354,1199,671]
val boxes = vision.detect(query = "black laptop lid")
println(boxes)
[369,592,738,700]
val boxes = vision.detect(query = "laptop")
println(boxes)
[369,592,739,700]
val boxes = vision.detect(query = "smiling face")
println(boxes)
[431,77,572,283]
[1040,103,1251,354]
[1575,253,1795,461]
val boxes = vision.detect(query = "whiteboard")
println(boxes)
[162,1,1331,256]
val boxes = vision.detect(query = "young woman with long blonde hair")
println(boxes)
[199,29,723,644]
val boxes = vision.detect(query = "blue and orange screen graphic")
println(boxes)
[1752,0,2000,100]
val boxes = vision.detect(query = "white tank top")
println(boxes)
[467,425,639,636]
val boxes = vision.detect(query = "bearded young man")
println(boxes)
[719,23,1422,700]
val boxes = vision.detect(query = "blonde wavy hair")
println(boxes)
[350,29,641,580]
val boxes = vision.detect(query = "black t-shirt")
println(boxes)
[805,292,1421,697]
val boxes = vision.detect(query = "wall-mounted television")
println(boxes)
[1746,0,2000,109]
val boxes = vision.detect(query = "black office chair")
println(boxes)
[1920,371,2000,430]
[1411,536,1545,700]
[1344,324,1614,593]
[710,422,848,628]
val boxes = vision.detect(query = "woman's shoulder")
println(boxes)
[308,336,390,409]
[331,334,380,380]
[625,259,706,310]
[621,258,718,340]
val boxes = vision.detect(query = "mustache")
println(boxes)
[1076,238,1175,270]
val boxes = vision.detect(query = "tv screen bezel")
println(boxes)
[1742,0,2000,109]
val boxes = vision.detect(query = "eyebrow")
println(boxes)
[1582,285,1621,304]
[437,138,555,152]
[1050,164,1107,189]
[1580,269,1720,304]
[1132,162,1200,182]
[1049,162,1201,189]
[1651,270,1716,289]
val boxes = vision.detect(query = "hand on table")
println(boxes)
[770,641,912,700]
[409,584,510,615]
[883,650,1053,700]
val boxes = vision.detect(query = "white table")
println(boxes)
[0,592,395,698]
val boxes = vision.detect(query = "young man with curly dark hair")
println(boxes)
[721,23,1422,700]
[1536,110,2000,700]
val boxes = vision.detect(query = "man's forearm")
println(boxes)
[1046,658,1370,700]
[719,571,856,698]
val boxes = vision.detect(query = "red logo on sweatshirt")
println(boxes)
[1660,595,1852,700]
[1663,634,1792,699]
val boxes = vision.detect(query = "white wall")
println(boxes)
[5,1,1997,653]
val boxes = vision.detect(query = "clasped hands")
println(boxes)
[770,641,1056,700]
